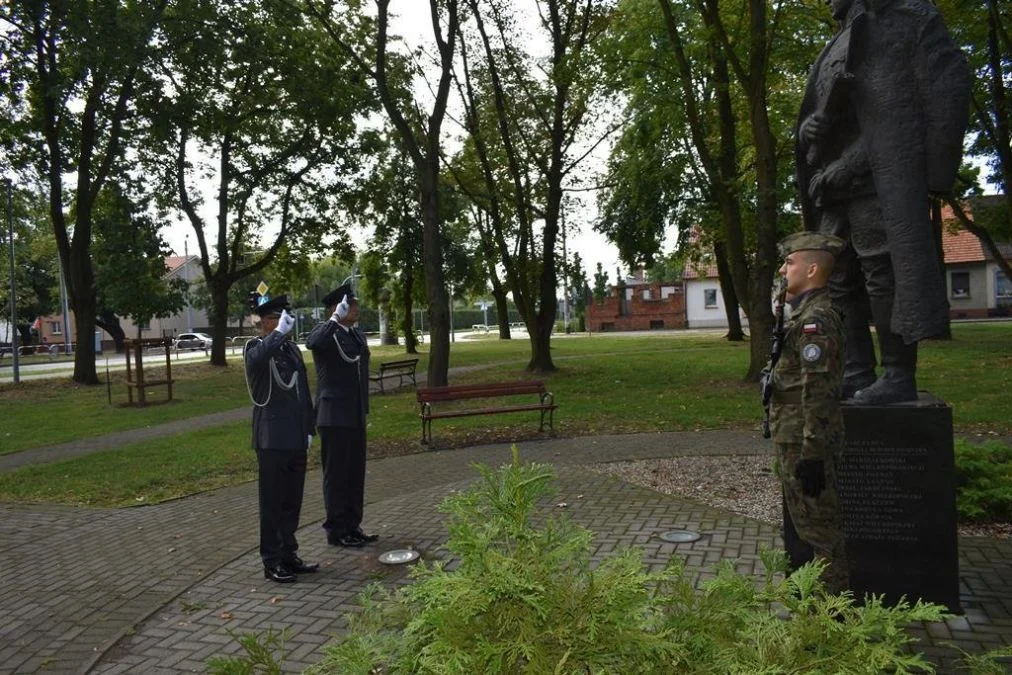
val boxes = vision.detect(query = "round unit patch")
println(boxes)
[802,343,822,362]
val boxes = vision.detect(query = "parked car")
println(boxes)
[174,332,213,351]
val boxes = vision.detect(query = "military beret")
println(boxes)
[321,284,356,307]
[778,232,846,258]
[251,294,289,317]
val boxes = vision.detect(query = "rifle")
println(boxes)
[760,277,788,439]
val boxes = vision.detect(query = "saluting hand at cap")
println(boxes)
[333,294,350,321]
[275,309,295,336]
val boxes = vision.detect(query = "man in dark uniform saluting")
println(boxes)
[307,284,378,548]
[244,293,318,583]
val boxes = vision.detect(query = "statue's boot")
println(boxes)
[838,297,877,399]
[853,297,918,405]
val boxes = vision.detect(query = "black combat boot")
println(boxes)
[853,297,917,405]
[837,296,877,399]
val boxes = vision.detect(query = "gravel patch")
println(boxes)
[591,455,1011,539]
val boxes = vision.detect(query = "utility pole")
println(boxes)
[58,256,71,354]
[562,208,570,333]
[6,180,19,383]
[184,235,194,332]
[449,283,455,343]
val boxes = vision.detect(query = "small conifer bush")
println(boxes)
[307,446,964,674]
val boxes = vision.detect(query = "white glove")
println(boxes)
[332,294,350,321]
[307,434,312,449]
[275,309,295,336]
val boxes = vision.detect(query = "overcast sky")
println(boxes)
[161,1,641,287]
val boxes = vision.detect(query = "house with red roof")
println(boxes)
[941,200,1012,319]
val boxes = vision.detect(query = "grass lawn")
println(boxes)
[0,323,1008,507]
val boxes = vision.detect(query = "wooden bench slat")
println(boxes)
[427,403,558,420]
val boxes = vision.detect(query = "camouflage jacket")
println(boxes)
[769,288,845,459]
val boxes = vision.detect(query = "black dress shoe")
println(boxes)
[264,564,296,583]
[328,533,365,547]
[349,527,379,543]
[283,556,319,573]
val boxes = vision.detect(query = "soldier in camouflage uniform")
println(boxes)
[769,232,849,593]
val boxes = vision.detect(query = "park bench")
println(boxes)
[416,380,557,445]
[370,358,419,395]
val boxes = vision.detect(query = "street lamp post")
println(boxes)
[184,236,194,332]
[5,180,19,383]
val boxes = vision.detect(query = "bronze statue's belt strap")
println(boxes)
[772,390,802,405]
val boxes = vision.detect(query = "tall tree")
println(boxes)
[939,0,1012,280]
[305,0,462,386]
[141,0,371,366]
[91,185,187,348]
[456,0,611,371]
[0,185,59,346]
[1,1,171,383]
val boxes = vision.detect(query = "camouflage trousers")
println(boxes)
[778,442,850,594]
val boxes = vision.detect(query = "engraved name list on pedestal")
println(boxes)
[837,393,960,612]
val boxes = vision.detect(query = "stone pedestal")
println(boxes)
[783,392,961,612]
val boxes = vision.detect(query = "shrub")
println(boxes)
[954,439,1012,523]
[308,446,953,674]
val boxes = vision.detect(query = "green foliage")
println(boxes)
[310,448,951,674]
[92,185,187,330]
[206,627,289,675]
[954,439,1012,523]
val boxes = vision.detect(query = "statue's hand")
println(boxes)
[800,113,829,145]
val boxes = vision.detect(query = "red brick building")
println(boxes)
[586,271,686,332]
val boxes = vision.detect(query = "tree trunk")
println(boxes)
[747,297,773,382]
[17,324,32,347]
[71,291,99,384]
[401,270,417,355]
[714,241,744,341]
[209,281,229,366]
[68,254,100,384]
[420,165,450,386]
[95,311,126,353]
[492,285,511,340]
[528,321,555,372]
[931,198,952,339]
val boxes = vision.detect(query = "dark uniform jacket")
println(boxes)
[244,331,314,451]
[769,288,845,460]
[306,320,370,429]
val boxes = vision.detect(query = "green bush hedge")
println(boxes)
[307,448,961,675]
[955,439,1012,523]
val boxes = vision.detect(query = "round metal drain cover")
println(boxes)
[378,549,420,565]
[659,529,701,543]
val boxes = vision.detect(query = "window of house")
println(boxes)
[704,288,718,308]
[49,321,62,335]
[950,271,970,298]
[137,320,150,331]
[997,271,1012,298]
[642,288,652,300]
[649,320,664,330]
[625,288,634,300]
[661,286,676,299]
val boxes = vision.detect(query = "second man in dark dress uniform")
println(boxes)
[306,284,378,548]
[244,294,318,583]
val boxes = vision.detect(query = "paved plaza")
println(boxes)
[2,428,1011,674]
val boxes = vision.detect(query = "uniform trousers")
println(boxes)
[256,447,307,568]
[319,426,366,538]
[778,442,850,594]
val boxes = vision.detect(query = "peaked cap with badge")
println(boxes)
[250,293,290,318]
[778,232,846,258]
[321,284,355,308]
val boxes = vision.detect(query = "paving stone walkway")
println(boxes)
[2,430,1010,673]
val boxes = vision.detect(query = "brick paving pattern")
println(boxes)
[1,430,1010,673]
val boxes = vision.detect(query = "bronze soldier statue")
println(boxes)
[767,232,849,594]
[244,294,318,583]
[796,0,971,403]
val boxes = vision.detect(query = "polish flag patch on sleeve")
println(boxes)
[803,323,819,334]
